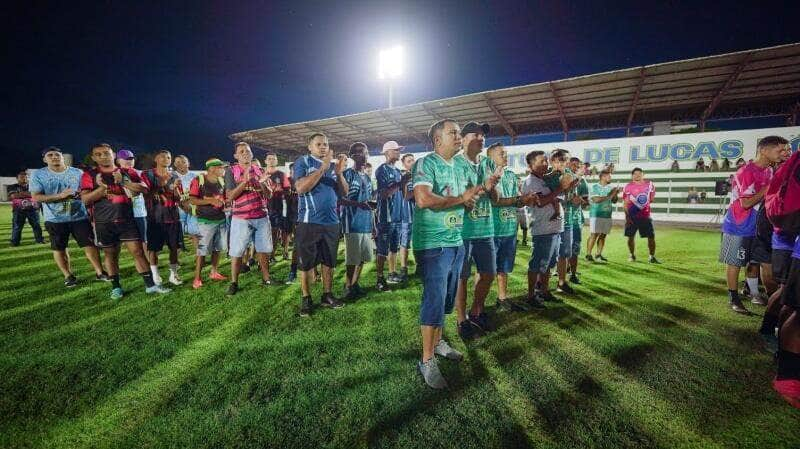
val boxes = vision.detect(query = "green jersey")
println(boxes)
[455,154,495,239]
[411,152,467,250]
[575,178,589,224]
[493,168,519,237]
[590,183,614,218]
[546,168,583,228]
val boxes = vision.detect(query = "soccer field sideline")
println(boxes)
[1,204,799,449]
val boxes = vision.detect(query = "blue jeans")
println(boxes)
[558,227,574,259]
[415,245,465,327]
[529,233,560,274]
[376,222,401,257]
[494,235,517,274]
[460,237,497,279]
[571,225,582,256]
[11,209,43,245]
[228,217,273,257]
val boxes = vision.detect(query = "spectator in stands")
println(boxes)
[722,157,731,170]
[699,191,707,203]
[670,160,680,172]
[687,187,699,204]
[590,165,598,176]
[695,159,706,172]
[582,162,591,176]
[710,158,720,172]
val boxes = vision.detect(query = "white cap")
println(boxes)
[382,141,404,152]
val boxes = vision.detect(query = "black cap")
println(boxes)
[460,121,490,137]
[41,146,63,156]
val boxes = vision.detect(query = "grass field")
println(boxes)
[1,204,798,449]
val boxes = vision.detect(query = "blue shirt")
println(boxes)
[793,235,800,260]
[401,175,414,224]
[29,167,88,223]
[294,154,340,225]
[341,168,373,233]
[773,232,796,251]
[376,162,403,223]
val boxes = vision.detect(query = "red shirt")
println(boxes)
[224,164,269,219]
[188,175,226,222]
[141,169,184,224]
[80,167,141,223]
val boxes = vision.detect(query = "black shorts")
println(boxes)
[773,249,794,284]
[624,217,655,238]
[94,220,141,248]
[780,257,800,310]
[146,221,181,252]
[751,234,772,264]
[45,219,95,250]
[295,223,339,271]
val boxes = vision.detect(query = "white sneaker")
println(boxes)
[418,358,447,389]
[168,272,183,286]
[434,339,463,361]
[152,272,163,286]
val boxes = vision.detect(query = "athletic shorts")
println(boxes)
[269,212,289,232]
[529,233,560,274]
[494,235,517,274]
[295,223,339,271]
[399,222,412,248]
[146,221,182,252]
[780,257,800,310]
[773,249,794,284]
[94,220,141,248]
[45,219,94,251]
[589,217,612,235]
[624,217,655,238]
[719,233,754,268]
[229,216,273,258]
[460,237,497,278]
[750,235,772,265]
[196,221,228,257]
[345,233,374,266]
[134,217,147,242]
[376,222,401,257]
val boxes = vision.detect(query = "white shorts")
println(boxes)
[345,233,375,265]
[589,217,612,235]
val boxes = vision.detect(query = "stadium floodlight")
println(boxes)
[378,45,404,108]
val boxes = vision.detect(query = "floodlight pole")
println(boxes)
[388,82,394,109]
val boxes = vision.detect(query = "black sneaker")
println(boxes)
[526,294,546,309]
[352,283,366,297]
[458,320,477,341]
[541,290,561,302]
[648,255,662,264]
[569,274,581,284]
[585,254,594,262]
[239,263,251,274]
[497,298,528,312]
[95,272,111,282]
[248,258,258,268]
[299,296,313,317]
[320,292,344,309]
[556,282,575,294]
[376,277,389,292]
[64,274,78,288]
[730,299,750,315]
[597,255,608,262]
[386,272,401,284]
[470,313,495,332]
[226,282,239,296]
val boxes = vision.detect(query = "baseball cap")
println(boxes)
[205,158,226,168]
[382,141,404,152]
[41,146,63,156]
[117,149,135,160]
[460,121,490,137]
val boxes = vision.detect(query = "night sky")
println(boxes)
[2,0,799,175]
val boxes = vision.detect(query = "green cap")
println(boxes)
[205,158,226,168]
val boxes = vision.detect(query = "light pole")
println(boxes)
[378,45,404,109]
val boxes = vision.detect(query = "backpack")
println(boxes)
[765,150,800,233]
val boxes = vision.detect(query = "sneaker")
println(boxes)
[729,299,750,314]
[585,254,594,262]
[541,290,561,303]
[556,282,575,294]
[597,255,608,262]
[569,274,581,284]
[285,271,297,284]
[226,282,239,296]
[761,332,779,354]
[110,287,124,300]
[269,255,277,264]
[299,296,313,317]
[497,298,528,312]
[64,274,78,288]
[397,272,409,283]
[526,294,546,309]
[751,294,768,306]
[352,283,366,297]
[434,339,463,361]
[168,272,183,286]
[152,272,163,286]
[320,292,344,309]
[470,312,495,332]
[248,258,258,268]
[344,286,357,301]
[145,284,172,294]
[648,256,662,264]
[209,271,227,281]
[628,254,636,262]
[376,277,389,292]
[418,357,447,389]
[192,278,203,289]
[261,278,273,286]
[95,272,111,282]
[386,273,401,284]
[239,263,251,274]
[458,320,477,341]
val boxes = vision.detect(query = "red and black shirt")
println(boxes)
[188,175,226,223]
[80,167,141,223]
[141,169,183,224]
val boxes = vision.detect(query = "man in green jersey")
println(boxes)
[488,142,532,312]
[453,122,503,340]
[586,169,619,261]
[566,157,590,283]
[544,149,578,295]
[413,119,484,389]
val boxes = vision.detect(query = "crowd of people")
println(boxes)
[5,121,798,406]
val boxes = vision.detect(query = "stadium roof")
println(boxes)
[230,42,800,156]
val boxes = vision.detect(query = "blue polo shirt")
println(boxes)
[376,162,403,224]
[341,168,373,233]
[29,166,88,223]
[294,154,340,225]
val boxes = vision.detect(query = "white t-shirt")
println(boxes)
[522,173,564,236]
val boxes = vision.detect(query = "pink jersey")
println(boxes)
[623,181,655,219]
[721,161,772,236]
